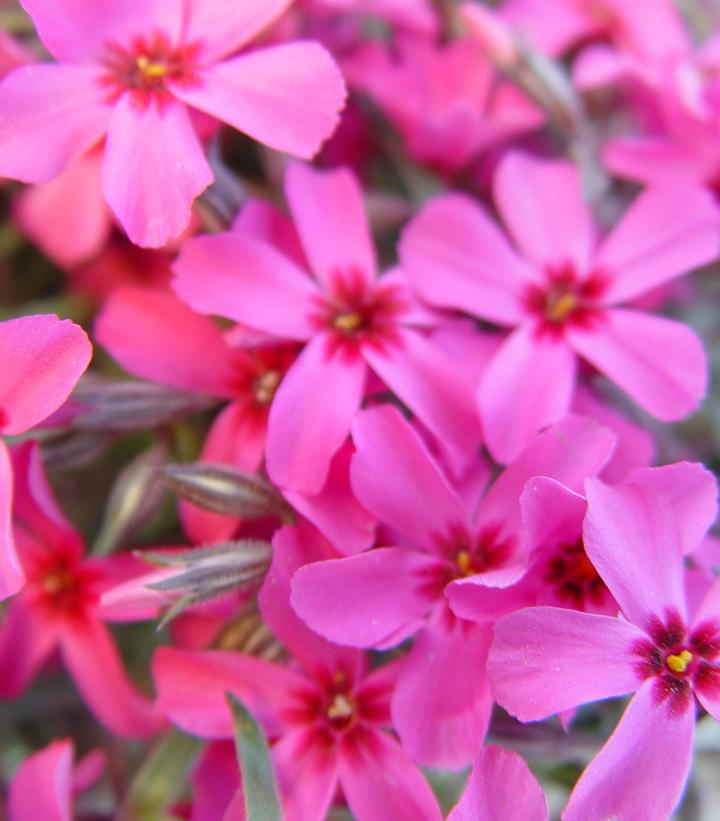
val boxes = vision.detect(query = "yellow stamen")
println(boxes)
[546,293,577,323]
[327,693,354,720]
[456,550,473,577]
[253,370,281,405]
[136,55,168,79]
[333,312,363,333]
[666,650,693,674]
[43,569,74,595]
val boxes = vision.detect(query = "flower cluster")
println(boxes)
[1,0,719,819]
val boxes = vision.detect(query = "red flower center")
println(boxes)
[544,540,607,609]
[523,262,608,333]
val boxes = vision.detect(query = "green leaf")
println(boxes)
[226,692,283,821]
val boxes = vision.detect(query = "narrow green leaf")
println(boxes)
[226,693,283,821]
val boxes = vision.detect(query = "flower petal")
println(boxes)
[0,442,23,599]
[172,43,346,159]
[8,739,73,821]
[488,607,642,721]
[0,64,109,183]
[266,335,366,495]
[563,680,695,821]
[0,314,92,435]
[478,324,577,464]
[0,595,57,695]
[567,309,707,421]
[102,96,212,247]
[272,728,338,821]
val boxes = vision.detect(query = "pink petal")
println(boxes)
[478,324,577,464]
[364,329,482,461]
[284,443,376,556]
[19,0,183,62]
[260,523,362,681]
[563,680,695,821]
[595,187,719,304]
[60,618,163,739]
[232,199,306,267]
[186,0,293,62]
[172,231,318,340]
[95,287,239,396]
[583,477,688,628]
[0,314,92,435]
[153,646,303,738]
[102,96,212,247]
[8,739,73,821]
[0,64,109,182]
[603,136,705,187]
[284,161,376,291]
[338,727,442,821]
[272,728,338,821]
[172,43,346,160]
[494,151,596,270]
[290,548,438,648]
[13,151,111,268]
[190,742,241,821]
[392,619,493,768]
[350,405,469,550]
[488,607,642,721]
[399,193,529,325]
[567,309,707,421]
[0,442,23,599]
[266,335,366,494]
[624,463,718,556]
[0,595,57,695]
[448,746,548,821]
[446,578,536,623]
[521,477,587,558]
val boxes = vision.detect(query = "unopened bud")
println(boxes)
[158,462,293,521]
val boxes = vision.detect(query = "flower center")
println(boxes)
[332,311,365,334]
[523,262,608,332]
[544,540,606,610]
[252,370,282,405]
[666,650,693,674]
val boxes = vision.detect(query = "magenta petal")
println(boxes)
[567,309,707,421]
[186,0,293,62]
[285,162,376,290]
[392,620,493,768]
[8,739,73,821]
[172,231,317,340]
[95,287,239,397]
[102,96,212,247]
[365,330,482,460]
[153,647,303,738]
[290,548,437,648]
[0,595,57,695]
[0,442,23,599]
[190,742,240,821]
[624,463,718,556]
[448,746,548,821]
[273,728,338,821]
[0,64,109,183]
[350,405,469,550]
[172,42,346,159]
[596,186,719,304]
[488,607,641,721]
[0,314,91,435]
[521,477,587,556]
[494,151,596,269]
[338,727,442,821]
[478,324,577,464]
[266,335,366,494]
[584,477,687,627]
[563,680,695,821]
[60,619,163,739]
[399,193,529,325]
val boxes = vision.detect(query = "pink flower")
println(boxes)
[487,469,719,820]
[173,161,480,494]
[154,521,442,821]
[0,0,346,247]
[0,443,163,738]
[400,150,719,462]
[290,407,614,766]
[0,314,91,598]
[447,745,548,821]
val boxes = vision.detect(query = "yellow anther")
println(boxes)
[136,55,168,79]
[546,292,578,323]
[456,550,473,577]
[253,370,281,405]
[666,650,693,674]
[43,569,74,595]
[333,312,364,333]
[327,693,354,720]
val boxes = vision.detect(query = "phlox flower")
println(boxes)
[154,521,442,821]
[173,161,480,495]
[290,407,614,766]
[487,470,720,820]
[0,0,346,247]
[0,443,163,738]
[0,313,91,598]
[400,150,719,463]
